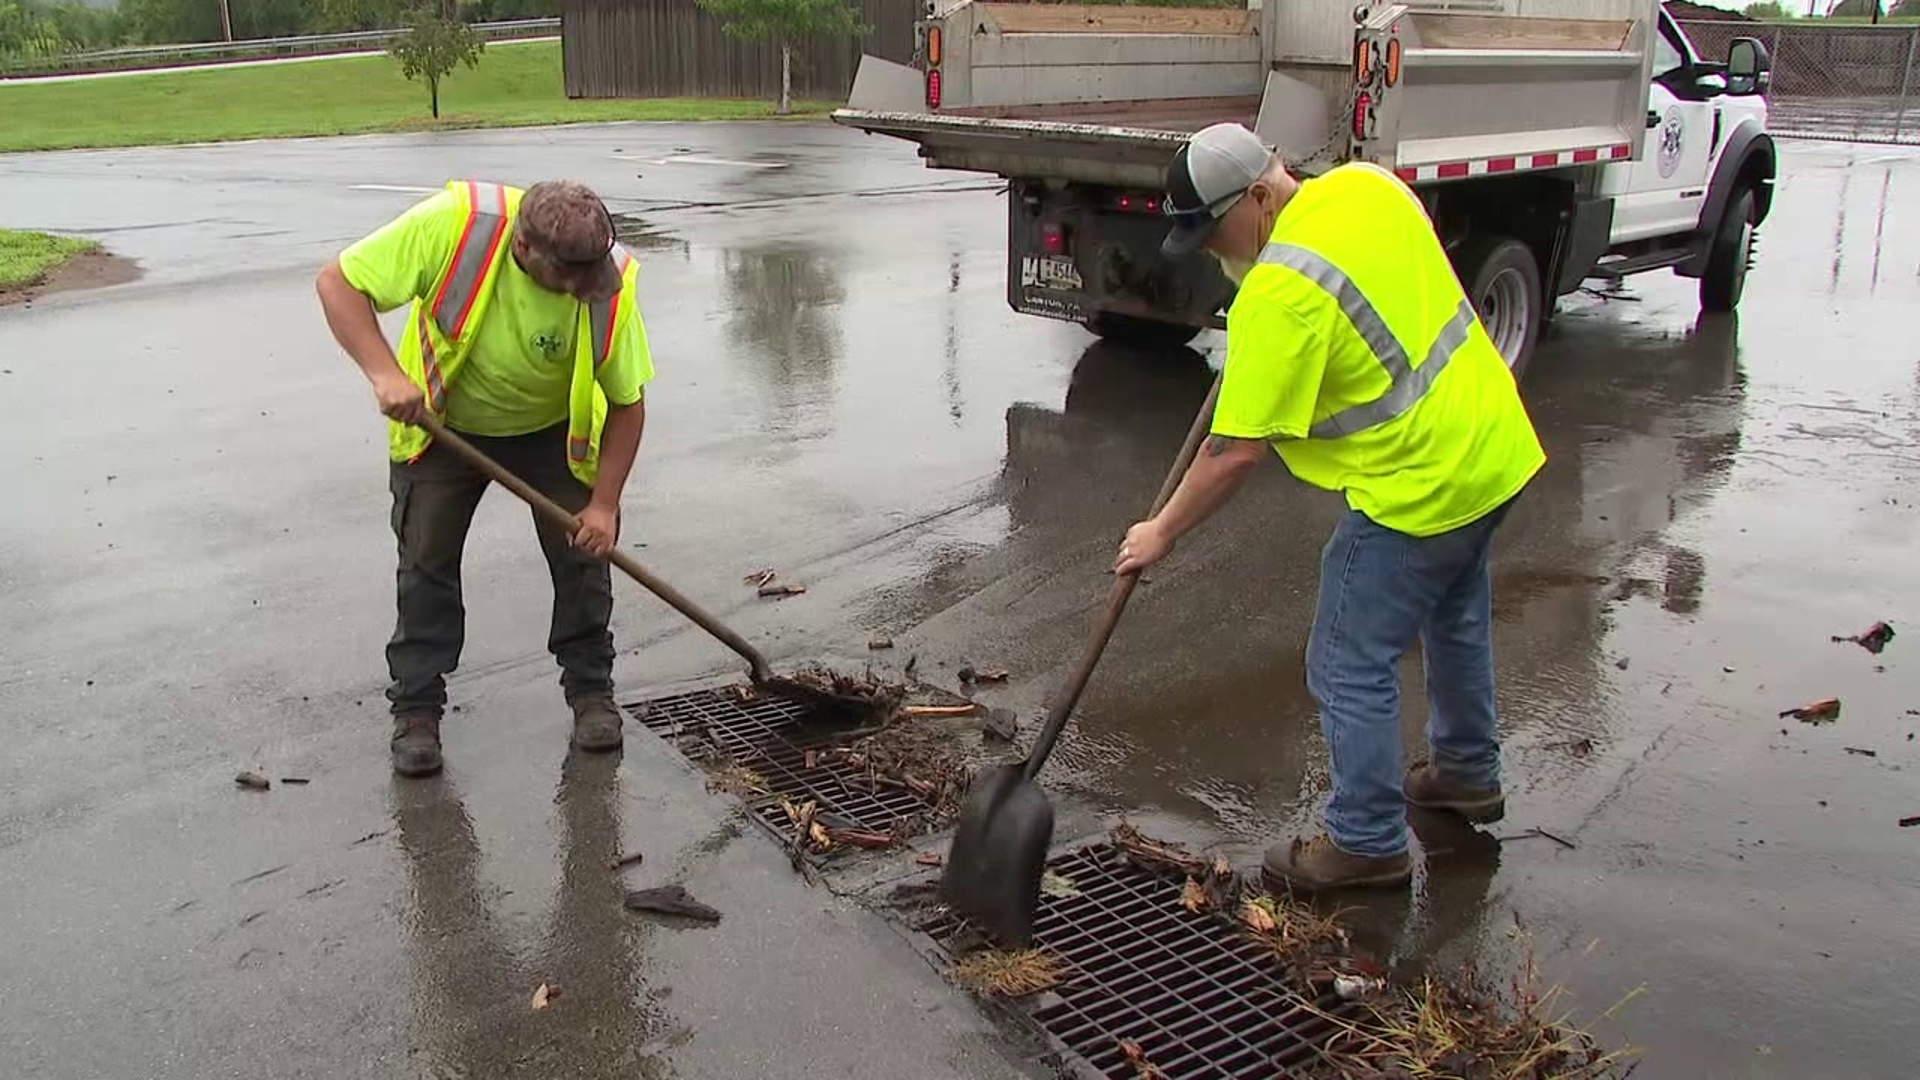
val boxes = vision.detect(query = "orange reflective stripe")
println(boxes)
[567,435,592,462]
[418,318,447,412]
[587,247,633,368]
[430,181,511,340]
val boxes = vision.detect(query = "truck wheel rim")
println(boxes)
[1480,267,1531,370]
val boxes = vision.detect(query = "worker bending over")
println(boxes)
[1115,123,1545,891]
[318,180,652,777]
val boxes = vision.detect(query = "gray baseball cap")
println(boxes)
[1161,123,1277,257]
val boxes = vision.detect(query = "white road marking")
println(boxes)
[654,155,789,170]
[351,184,440,194]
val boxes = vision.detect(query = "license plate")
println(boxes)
[1022,255,1082,291]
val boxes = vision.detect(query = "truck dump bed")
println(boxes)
[834,0,1657,188]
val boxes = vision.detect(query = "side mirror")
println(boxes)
[1727,37,1771,96]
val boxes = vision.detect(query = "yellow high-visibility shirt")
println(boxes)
[340,191,653,437]
[1211,163,1544,536]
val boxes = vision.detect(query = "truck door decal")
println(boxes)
[1657,106,1686,180]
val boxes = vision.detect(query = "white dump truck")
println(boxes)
[833,0,1777,374]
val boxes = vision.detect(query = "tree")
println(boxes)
[1742,0,1790,16]
[1826,0,1881,16]
[389,6,483,119]
[695,0,868,116]
[1895,0,1920,16]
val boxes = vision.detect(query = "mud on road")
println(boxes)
[1,127,1917,1079]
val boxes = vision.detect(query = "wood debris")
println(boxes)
[706,764,770,798]
[609,851,645,871]
[1110,821,1210,879]
[743,568,777,588]
[1900,816,1920,828]
[901,703,981,718]
[758,582,807,598]
[234,771,271,791]
[915,851,945,867]
[972,667,1009,683]
[950,948,1066,998]
[279,777,311,785]
[868,635,895,650]
[1781,697,1841,724]
[1845,746,1879,758]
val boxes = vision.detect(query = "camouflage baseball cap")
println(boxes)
[518,180,622,301]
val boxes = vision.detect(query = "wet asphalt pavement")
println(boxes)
[2,124,1917,1079]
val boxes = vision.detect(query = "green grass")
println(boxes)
[0,41,835,153]
[0,229,98,288]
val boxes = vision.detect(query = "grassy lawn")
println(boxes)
[0,42,834,153]
[0,230,99,288]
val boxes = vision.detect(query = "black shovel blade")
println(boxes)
[941,763,1055,948]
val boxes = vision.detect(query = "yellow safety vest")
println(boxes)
[388,180,642,487]
[1225,163,1543,536]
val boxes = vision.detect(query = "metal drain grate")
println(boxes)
[921,844,1350,1079]
[626,688,941,853]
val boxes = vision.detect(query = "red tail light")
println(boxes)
[1041,223,1066,255]
[1353,91,1370,140]
[926,69,942,110]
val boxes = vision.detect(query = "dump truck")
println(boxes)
[832,0,1777,374]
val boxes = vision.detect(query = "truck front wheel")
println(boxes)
[1457,236,1542,379]
[1700,188,1755,314]
[1085,311,1203,350]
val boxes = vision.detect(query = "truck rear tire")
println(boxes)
[1457,236,1541,379]
[1085,311,1203,350]
[1700,188,1755,314]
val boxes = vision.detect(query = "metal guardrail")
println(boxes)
[1,17,558,78]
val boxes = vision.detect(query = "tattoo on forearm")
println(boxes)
[1203,436,1232,457]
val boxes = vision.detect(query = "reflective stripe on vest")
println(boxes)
[430,181,512,340]
[1258,243,1479,440]
[418,318,447,411]
[586,246,633,370]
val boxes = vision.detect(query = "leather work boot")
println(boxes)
[390,711,444,777]
[570,696,624,753]
[1404,761,1506,823]
[1262,834,1411,893]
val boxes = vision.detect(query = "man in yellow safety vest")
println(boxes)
[317,179,653,777]
[1115,123,1546,891]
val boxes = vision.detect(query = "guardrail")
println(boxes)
[1,17,559,79]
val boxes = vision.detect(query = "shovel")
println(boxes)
[414,413,887,719]
[942,370,1223,946]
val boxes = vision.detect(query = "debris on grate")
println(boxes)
[952,948,1071,998]
[627,687,962,865]
[920,839,1358,1079]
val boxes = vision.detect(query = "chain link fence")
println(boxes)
[1680,19,1920,145]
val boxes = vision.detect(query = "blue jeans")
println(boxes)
[1306,500,1513,858]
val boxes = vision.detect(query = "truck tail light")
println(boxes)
[926,68,941,109]
[1041,222,1067,255]
[1354,39,1371,83]
[926,26,941,66]
[1385,38,1401,86]
[1353,91,1370,140]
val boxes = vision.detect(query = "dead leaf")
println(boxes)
[915,851,945,867]
[1180,877,1208,914]
[531,983,553,1010]
[1040,870,1080,899]
[234,771,270,791]
[1119,1039,1168,1080]
[1211,856,1233,879]
[1241,900,1278,934]
[809,822,834,850]
[1833,621,1895,654]
[868,635,895,650]
[804,749,818,769]
[972,667,1009,682]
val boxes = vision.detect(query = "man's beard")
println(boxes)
[1215,252,1254,285]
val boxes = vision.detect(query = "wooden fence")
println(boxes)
[562,0,918,100]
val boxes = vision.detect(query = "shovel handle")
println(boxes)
[415,414,774,683]
[1022,370,1224,780]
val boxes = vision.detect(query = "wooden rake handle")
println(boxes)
[415,413,774,683]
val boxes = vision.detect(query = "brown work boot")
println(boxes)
[390,711,443,777]
[1404,760,1506,823]
[1262,834,1411,893]
[570,696,624,753]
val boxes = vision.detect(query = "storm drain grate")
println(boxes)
[920,844,1351,1079]
[625,688,941,855]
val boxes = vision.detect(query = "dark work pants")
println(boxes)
[385,422,615,716]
